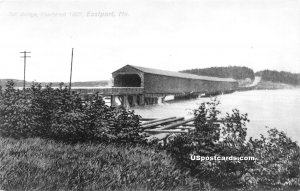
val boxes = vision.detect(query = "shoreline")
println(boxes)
[254,80,300,90]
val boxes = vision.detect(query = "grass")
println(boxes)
[0,137,214,191]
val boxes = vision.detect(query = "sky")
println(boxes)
[0,0,299,82]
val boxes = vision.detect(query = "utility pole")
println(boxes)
[20,51,31,90]
[69,48,74,92]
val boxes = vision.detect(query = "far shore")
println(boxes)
[255,80,300,90]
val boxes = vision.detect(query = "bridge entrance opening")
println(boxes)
[114,74,141,87]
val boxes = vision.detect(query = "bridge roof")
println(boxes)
[121,65,237,82]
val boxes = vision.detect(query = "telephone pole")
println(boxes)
[69,48,74,92]
[20,51,31,90]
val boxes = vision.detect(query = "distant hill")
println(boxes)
[255,70,300,86]
[180,66,255,80]
[0,79,110,88]
[62,81,110,87]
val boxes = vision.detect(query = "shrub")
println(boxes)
[249,128,300,188]
[0,81,146,144]
[165,99,300,190]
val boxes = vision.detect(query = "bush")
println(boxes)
[165,99,300,190]
[0,81,146,144]
[249,128,300,188]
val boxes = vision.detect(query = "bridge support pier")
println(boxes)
[121,95,130,109]
[109,93,200,108]
[138,95,145,106]
[110,94,146,108]
[111,95,117,107]
[145,97,158,105]
[158,96,166,104]
[161,96,166,103]
[132,95,138,107]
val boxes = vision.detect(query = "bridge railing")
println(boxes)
[72,87,144,95]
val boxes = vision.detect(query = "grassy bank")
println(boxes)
[0,138,212,191]
[255,80,299,90]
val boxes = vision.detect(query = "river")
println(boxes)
[133,89,300,143]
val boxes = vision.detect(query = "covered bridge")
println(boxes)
[74,65,238,107]
[112,65,238,96]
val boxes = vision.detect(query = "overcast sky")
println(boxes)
[0,0,299,82]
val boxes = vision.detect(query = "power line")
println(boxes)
[20,51,31,90]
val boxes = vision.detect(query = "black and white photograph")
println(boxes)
[0,0,300,190]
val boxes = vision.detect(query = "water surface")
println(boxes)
[134,89,300,143]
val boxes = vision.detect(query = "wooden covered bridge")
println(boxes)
[74,65,238,108]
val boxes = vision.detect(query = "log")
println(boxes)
[144,129,189,134]
[141,116,176,125]
[176,127,194,130]
[181,124,194,127]
[140,118,157,121]
[157,117,196,130]
[141,117,184,130]
[182,123,219,128]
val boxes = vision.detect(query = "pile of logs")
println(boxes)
[140,116,237,144]
[140,116,196,143]
[141,116,195,133]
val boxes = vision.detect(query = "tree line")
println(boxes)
[255,70,300,85]
[180,66,300,86]
[180,66,255,80]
